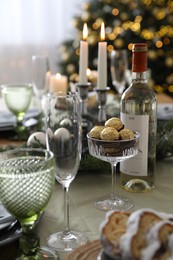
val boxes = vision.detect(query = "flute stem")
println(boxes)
[63,186,70,236]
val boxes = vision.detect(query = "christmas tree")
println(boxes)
[58,0,173,96]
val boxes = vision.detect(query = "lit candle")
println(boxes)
[49,73,68,93]
[97,22,107,89]
[79,23,88,85]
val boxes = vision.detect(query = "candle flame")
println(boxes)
[86,68,91,77]
[100,22,105,41]
[46,71,51,77]
[83,23,88,40]
[56,73,61,79]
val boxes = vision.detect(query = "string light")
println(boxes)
[156,40,163,48]
[107,45,114,52]
[112,8,119,16]
[128,43,133,50]
[163,37,170,45]
[168,85,173,93]
[108,32,116,40]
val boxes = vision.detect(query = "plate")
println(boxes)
[67,240,102,260]
[0,204,15,230]
[67,240,119,260]
[0,210,44,247]
[0,109,40,130]
[0,204,21,247]
[157,103,173,120]
[97,250,116,260]
[0,222,22,247]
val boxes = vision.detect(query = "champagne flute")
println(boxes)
[87,132,140,211]
[0,148,58,259]
[110,50,128,95]
[1,83,33,137]
[32,55,50,98]
[46,91,88,252]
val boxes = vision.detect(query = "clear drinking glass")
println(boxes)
[0,148,58,259]
[87,132,140,211]
[46,91,88,252]
[32,55,50,98]
[1,83,33,136]
[110,50,128,95]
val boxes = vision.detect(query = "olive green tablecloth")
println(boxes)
[38,157,173,260]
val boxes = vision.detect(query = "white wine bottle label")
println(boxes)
[120,113,149,176]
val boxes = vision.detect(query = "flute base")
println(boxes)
[15,246,58,260]
[94,195,134,212]
[47,230,88,253]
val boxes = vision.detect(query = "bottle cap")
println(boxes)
[132,43,147,72]
[132,43,148,52]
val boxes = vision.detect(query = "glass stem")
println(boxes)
[19,223,39,258]
[15,114,25,134]
[111,163,117,200]
[63,186,70,236]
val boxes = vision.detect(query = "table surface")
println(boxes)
[38,157,173,260]
[0,157,172,259]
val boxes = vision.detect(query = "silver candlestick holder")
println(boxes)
[77,82,92,154]
[95,87,110,124]
[77,83,91,125]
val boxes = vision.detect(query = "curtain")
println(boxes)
[0,0,83,84]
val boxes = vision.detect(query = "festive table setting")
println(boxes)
[0,75,173,260]
[0,3,173,259]
[0,154,173,260]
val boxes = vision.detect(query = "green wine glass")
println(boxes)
[0,148,58,260]
[1,83,33,137]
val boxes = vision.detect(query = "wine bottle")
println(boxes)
[120,43,157,192]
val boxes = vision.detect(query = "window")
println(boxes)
[0,0,84,84]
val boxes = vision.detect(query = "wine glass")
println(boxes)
[87,132,140,211]
[32,55,50,98]
[1,83,33,137]
[45,91,88,252]
[0,148,58,259]
[110,50,128,95]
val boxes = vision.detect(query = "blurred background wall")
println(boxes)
[0,0,85,84]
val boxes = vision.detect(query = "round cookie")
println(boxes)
[89,125,105,139]
[100,127,119,141]
[105,117,124,131]
[119,128,134,140]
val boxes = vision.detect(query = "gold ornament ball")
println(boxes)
[59,45,67,53]
[83,3,90,11]
[148,50,157,60]
[95,18,103,27]
[69,73,79,83]
[113,38,124,48]
[82,11,91,22]
[167,74,173,85]
[120,13,129,21]
[67,64,76,74]
[165,57,173,67]
[72,18,77,28]
[61,52,70,62]
[88,34,98,45]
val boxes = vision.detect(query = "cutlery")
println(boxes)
[0,220,21,241]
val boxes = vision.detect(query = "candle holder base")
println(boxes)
[96,87,110,125]
[77,83,91,118]
[77,83,92,154]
